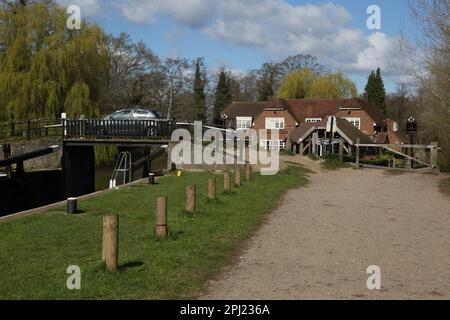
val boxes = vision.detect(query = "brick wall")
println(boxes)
[334,109,376,136]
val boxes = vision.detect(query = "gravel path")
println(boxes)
[201,157,450,299]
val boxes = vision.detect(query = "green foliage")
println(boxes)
[193,58,206,121]
[364,68,387,115]
[0,1,108,120]
[95,145,118,167]
[213,69,232,124]
[322,154,349,170]
[64,81,99,117]
[277,69,357,100]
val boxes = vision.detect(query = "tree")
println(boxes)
[101,33,158,112]
[277,69,318,99]
[278,54,327,77]
[64,81,97,117]
[364,68,387,115]
[192,57,206,121]
[277,69,357,100]
[160,57,189,119]
[257,62,279,101]
[213,69,232,124]
[0,0,108,120]
[308,72,357,99]
[407,0,450,170]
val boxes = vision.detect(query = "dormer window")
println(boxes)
[236,117,252,129]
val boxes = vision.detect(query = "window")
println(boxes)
[305,118,322,123]
[265,117,285,129]
[344,117,361,129]
[236,117,252,129]
[260,140,286,151]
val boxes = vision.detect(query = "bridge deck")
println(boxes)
[63,138,171,147]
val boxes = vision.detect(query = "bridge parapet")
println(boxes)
[63,119,177,141]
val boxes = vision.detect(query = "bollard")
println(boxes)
[67,198,78,214]
[208,177,216,201]
[223,172,231,194]
[156,197,168,238]
[234,166,241,188]
[245,164,252,182]
[186,185,196,213]
[148,173,155,185]
[103,215,119,272]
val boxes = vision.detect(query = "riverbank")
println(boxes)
[0,166,309,299]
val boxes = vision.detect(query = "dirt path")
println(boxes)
[201,157,450,299]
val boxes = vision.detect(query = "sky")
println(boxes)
[57,0,418,94]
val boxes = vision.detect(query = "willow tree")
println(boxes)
[277,69,318,99]
[308,72,357,99]
[0,0,108,120]
[277,69,357,99]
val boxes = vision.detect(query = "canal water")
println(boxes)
[95,154,166,191]
[0,153,167,217]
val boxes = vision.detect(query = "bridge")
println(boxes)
[0,118,179,200]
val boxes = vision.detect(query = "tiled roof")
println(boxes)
[223,98,386,124]
[290,116,373,145]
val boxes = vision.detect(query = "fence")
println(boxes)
[0,118,178,144]
[0,119,62,143]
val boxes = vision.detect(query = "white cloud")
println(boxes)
[57,0,103,17]
[88,0,410,76]
[116,0,215,27]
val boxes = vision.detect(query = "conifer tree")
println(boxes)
[193,58,206,121]
[213,69,232,125]
[364,68,387,115]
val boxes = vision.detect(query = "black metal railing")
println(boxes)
[0,118,178,144]
[0,119,62,143]
[63,119,177,140]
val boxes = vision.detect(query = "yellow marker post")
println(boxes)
[177,170,182,177]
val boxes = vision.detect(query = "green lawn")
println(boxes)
[0,166,308,299]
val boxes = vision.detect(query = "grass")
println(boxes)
[321,154,350,171]
[0,167,308,299]
[439,177,450,196]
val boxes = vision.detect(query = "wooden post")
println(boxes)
[156,197,168,237]
[223,172,231,194]
[103,215,119,272]
[208,178,216,200]
[355,138,360,167]
[186,185,196,213]
[312,133,318,156]
[299,142,304,156]
[430,141,438,169]
[234,166,241,187]
[156,197,167,238]
[245,164,251,182]
[339,138,344,164]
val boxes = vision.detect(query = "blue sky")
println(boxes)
[59,0,418,93]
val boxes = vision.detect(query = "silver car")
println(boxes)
[103,108,164,120]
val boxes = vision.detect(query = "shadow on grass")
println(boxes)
[118,261,145,272]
